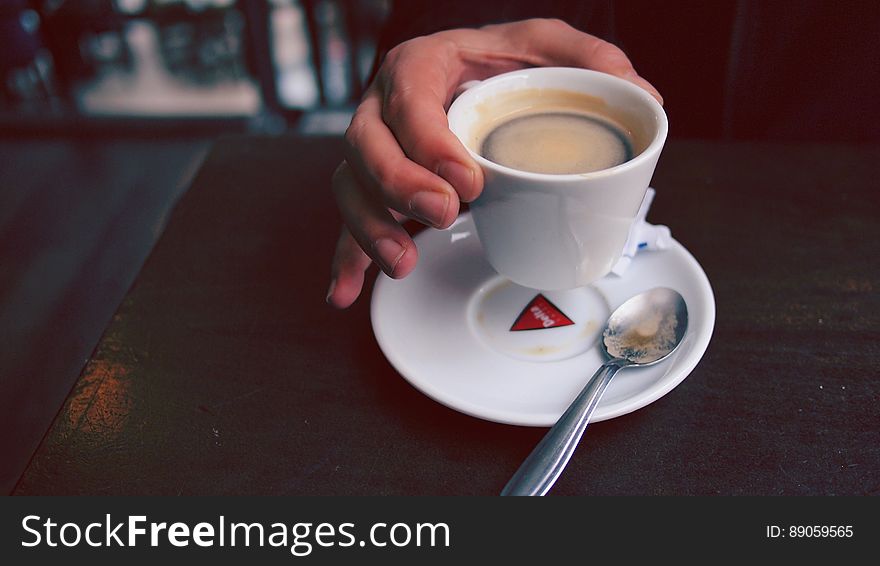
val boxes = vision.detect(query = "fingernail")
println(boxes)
[325,278,336,304]
[625,71,663,104]
[373,238,405,275]
[409,190,450,227]
[438,161,475,199]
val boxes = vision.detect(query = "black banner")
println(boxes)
[1,497,876,563]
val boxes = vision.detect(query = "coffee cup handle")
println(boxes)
[454,80,482,98]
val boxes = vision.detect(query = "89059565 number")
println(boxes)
[788,526,853,538]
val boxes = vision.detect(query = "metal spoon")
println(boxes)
[501,287,688,496]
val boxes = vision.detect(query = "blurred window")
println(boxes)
[0,0,390,131]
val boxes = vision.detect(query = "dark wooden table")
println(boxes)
[13,135,879,495]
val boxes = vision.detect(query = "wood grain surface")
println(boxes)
[13,136,879,495]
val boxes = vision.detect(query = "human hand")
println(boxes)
[327,18,662,308]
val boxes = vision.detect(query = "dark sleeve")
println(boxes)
[375,0,616,59]
[722,1,880,143]
[371,0,879,143]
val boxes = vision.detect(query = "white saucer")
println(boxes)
[370,212,715,427]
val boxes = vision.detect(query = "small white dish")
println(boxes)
[371,212,715,427]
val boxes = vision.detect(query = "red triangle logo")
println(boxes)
[510,294,575,331]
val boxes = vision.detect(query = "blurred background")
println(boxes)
[1,0,389,133]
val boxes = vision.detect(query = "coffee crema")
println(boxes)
[480,111,633,175]
[468,88,643,175]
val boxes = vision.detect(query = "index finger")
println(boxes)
[479,19,663,104]
[378,37,484,202]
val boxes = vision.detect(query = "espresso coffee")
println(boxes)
[480,111,633,175]
[468,88,643,175]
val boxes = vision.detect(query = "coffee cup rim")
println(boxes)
[448,67,668,182]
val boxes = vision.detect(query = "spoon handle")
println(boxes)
[501,360,623,496]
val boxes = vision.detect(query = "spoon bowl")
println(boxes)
[603,287,689,365]
[501,287,688,496]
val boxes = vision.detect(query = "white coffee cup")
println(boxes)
[447,67,668,290]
